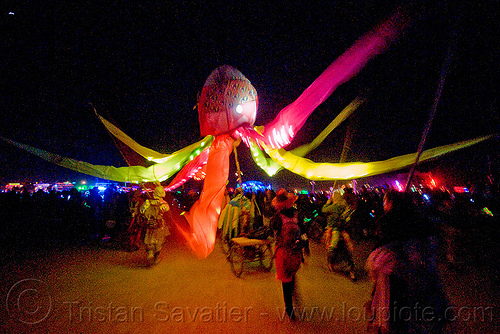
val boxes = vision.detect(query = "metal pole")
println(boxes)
[334,116,355,189]
[233,143,242,188]
[405,32,457,192]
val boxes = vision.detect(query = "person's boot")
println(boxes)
[154,251,161,265]
[286,307,296,321]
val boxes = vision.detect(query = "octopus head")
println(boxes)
[198,65,258,136]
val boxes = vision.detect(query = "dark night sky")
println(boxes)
[1,0,498,190]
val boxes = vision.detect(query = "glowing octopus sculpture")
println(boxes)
[2,10,491,258]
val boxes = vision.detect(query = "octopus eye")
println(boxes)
[235,104,243,114]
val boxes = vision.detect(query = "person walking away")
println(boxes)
[365,189,449,333]
[140,185,170,266]
[271,189,304,320]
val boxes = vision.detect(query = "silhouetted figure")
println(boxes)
[271,189,303,320]
[85,187,103,240]
[365,189,449,333]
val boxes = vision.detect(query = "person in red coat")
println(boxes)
[271,189,303,320]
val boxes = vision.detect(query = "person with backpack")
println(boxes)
[139,185,170,266]
[271,189,304,320]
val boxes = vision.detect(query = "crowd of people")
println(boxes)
[1,181,497,262]
[204,181,497,331]
[1,181,498,331]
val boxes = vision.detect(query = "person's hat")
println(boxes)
[153,186,166,199]
[271,188,297,211]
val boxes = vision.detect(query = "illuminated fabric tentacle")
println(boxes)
[250,98,364,175]
[266,135,493,180]
[249,141,282,176]
[0,136,204,183]
[180,135,234,259]
[165,148,210,191]
[291,98,364,156]
[96,113,214,163]
[255,10,410,149]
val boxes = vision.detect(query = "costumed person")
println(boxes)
[262,188,276,227]
[219,188,252,240]
[238,191,253,236]
[271,189,304,320]
[365,189,449,334]
[126,188,145,252]
[322,188,357,281]
[139,184,171,266]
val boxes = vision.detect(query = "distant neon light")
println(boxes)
[483,207,493,217]
[453,186,469,193]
